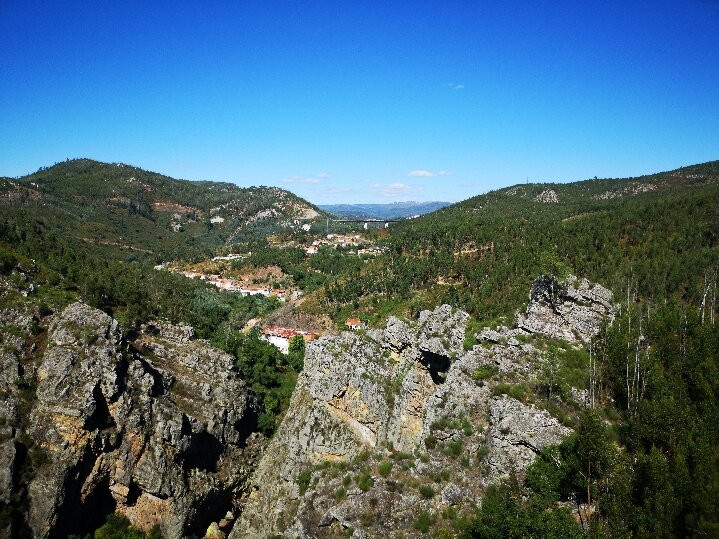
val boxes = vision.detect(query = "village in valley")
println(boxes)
[154,229,385,353]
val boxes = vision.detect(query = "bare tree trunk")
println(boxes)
[701,273,709,325]
[712,275,716,326]
[589,341,595,408]
[626,284,632,412]
[587,461,592,513]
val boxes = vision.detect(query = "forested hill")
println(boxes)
[0,158,325,259]
[313,160,719,324]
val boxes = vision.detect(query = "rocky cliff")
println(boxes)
[232,275,614,537]
[0,274,614,538]
[0,299,262,538]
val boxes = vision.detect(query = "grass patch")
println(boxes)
[419,484,436,499]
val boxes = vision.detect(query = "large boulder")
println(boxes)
[516,275,615,343]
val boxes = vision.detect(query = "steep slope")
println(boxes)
[0,295,264,538]
[234,275,614,537]
[1,159,325,259]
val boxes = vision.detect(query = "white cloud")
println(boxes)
[408,169,453,177]
[316,172,330,179]
[447,83,464,90]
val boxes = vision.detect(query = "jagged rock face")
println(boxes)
[535,189,559,203]
[1,274,613,538]
[516,274,614,343]
[0,297,37,538]
[23,303,261,539]
[485,396,571,482]
[232,289,588,538]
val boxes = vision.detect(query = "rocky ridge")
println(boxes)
[0,273,614,538]
[232,275,614,538]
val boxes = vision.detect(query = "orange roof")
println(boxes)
[261,326,318,340]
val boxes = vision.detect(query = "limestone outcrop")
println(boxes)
[3,302,261,539]
[516,274,614,343]
[232,275,611,537]
[0,274,614,538]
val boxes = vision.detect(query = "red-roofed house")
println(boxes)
[345,318,363,330]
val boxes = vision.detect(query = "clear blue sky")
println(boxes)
[1,1,718,203]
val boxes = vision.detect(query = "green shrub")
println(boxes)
[414,510,435,533]
[424,434,437,449]
[419,484,435,499]
[508,383,527,401]
[445,440,463,458]
[463,331,477,351]
[296,470,312,494]
[386,479,403,493]
[0,249,17,275]
[474,365,499,381]
[356,471,374,492]
[378,460,393,477]
[91,513,146,539]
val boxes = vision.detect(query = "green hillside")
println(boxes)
[1,159,717,537]
[312,161,719,324]
[0,159,328,334]
[1,158,325,261]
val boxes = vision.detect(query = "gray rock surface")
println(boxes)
[19,302,260,539]
[0,272,613,539]
[232,275,612,537]
[515,274,614,343]
[484,396,571,485]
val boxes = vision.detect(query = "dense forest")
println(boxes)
[312,161,719,326]
[460,300,718,537]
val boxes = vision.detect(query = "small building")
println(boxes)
[291,290,304,301]
[238,286,270,297]
[271,289,288,301]
[210,216,225,224]
[212,253,245,261]
[260,326,320,354]
[305,245,318,255]
[345,318,363,330]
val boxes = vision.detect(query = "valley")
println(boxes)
[0,160,717,538]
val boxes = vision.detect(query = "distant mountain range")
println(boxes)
[319,201,451,219]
